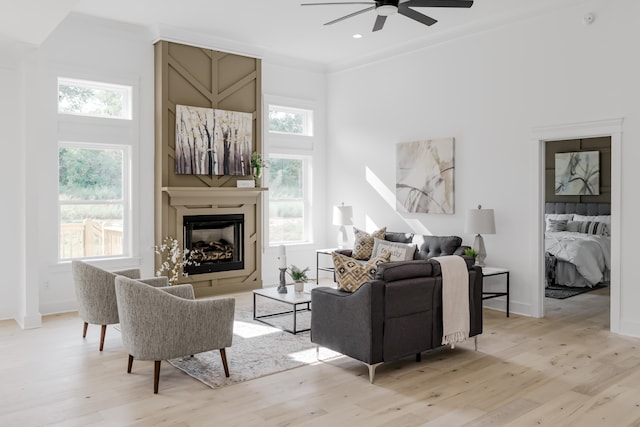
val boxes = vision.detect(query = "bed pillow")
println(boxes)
[578,221,610,236]
[547,219,568,232]
[371,237,416,262]
[332,251,391,293]
[573,214,611,225]
[352,226,386,260]
[566,221,581,232]
[545,214,574,231]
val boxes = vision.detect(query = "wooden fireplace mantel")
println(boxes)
[162,187,267,207]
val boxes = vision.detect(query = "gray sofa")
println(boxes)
[311,258,483,382]
[338,232,470,261]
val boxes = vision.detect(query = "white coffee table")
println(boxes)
[253,283,314,334]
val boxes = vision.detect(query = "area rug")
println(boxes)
[545,283,606,299]
[167,301,336,389]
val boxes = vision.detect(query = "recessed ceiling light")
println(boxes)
[353,34,363,39]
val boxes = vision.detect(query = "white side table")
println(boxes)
[481,266,510,317]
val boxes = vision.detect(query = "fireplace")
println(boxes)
[183,214,244,275]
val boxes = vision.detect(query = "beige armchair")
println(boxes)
[71,260,142,351]
[114,276,235,393]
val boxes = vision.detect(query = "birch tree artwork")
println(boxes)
[555,151,600,195]
[175,105,252,176]
[396,138,455,214]
[213,109,252,176]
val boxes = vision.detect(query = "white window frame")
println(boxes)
[57,142,132,261]
[265,96,316,247]
[54,73,138,264]
[57,77,133,120]
[267,153,313,246]
[268,104,314,137]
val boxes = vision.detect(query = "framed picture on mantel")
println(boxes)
[175,105,253,176]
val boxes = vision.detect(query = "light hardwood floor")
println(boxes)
[3,287,639,426]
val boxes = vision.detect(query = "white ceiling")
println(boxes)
[2,0,590,70]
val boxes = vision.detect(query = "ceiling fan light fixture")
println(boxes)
[376,5,397,16]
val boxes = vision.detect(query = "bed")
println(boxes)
[544,202,611,288]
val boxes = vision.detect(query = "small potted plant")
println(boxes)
[464,248,478,261]
[287,265,309,293]
[250,152,268,187]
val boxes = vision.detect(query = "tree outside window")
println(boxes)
[58,145,127,259]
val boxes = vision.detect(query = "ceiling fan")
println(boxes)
[301,0,473,32]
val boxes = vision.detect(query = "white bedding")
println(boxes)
[544,231,610,287]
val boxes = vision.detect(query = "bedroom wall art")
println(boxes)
[555,151,600,195]
[396,138,455,214]
[175,105,252,176]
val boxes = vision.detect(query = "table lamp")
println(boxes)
[332,203,353,249]
[464,205,496,267]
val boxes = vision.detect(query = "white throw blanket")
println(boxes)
[433,255,470,347]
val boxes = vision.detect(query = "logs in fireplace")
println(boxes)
[183,214,244,275]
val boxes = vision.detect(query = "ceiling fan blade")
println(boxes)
[403,0,473,8]
[324,5,376,25]
[301,2,374,6]
[398,3,437,26]
[372,15,387,32]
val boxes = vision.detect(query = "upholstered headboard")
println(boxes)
[545,202,611,215]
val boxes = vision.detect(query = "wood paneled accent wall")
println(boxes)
[545,137,611,204]
[154,40,263,297]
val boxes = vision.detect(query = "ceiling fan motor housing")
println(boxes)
[376,0,399,16]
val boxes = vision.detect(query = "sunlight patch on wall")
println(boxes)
[365,166,432,235]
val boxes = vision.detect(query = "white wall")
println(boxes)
[0,46,25,320]
[21,13,156,319]
[326,0,640,334]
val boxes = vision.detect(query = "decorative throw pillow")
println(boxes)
[578,221,610,236]
[574,214,611,225]
[546,219,568,232]
[332,251,391,293]
[544,213,573,230]
[566,221,581,233]
[371,237,416,262]
[352,227,387,260]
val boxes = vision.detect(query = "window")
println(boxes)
[268,105,313,136]
[58,77,132,120]
[58,144,129,260]
[268,155,312,244]
[266,99,316,246]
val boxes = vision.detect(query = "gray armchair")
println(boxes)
[71,260,141,351]
[114,276,235,393]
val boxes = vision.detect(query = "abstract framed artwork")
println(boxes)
[396,138,455,214]
[175,105,253,175]
[555,151,600,195]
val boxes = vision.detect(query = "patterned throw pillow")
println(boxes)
[332,251,391,293]
[578,221,610,236]
[547,219,568,232]
[371,237,416,261]
[352,227,386,260]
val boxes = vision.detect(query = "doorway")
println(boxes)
[532,118,622,333]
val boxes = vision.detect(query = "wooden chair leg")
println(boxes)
[99,325,107,351]
[82,322,88,338]
[154,361,161,394]
[127,355,134,373]
[220,348,230,377]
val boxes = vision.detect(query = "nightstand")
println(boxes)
[480,266,510,317]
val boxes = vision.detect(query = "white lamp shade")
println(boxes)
[332,205,353,226]
[464,208,496,235]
